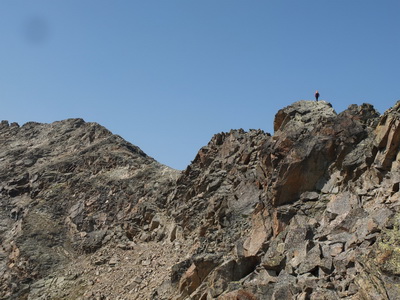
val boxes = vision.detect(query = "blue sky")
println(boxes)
[1,1,400,169]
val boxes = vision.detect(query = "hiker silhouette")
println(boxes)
[315,90,320,101]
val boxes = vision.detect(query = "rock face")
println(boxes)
[1,100,400,299]
[0,119,179,299]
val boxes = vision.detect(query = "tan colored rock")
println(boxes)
[243,209,272,257]
[374,102,400,170]
[179,264,202,296]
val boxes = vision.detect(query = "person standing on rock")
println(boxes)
[315,90,320,101]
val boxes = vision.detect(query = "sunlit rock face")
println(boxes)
[2,100,400,300]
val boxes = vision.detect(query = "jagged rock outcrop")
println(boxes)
[1,100,400,299]
[0,119,179,299]
[162,100,399,299]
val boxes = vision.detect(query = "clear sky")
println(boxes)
[1,1,400,169]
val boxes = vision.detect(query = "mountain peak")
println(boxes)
[1,101,400,299]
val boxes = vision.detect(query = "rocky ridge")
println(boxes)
[1,100,400,299]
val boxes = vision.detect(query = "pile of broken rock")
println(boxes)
[1,100,400,299]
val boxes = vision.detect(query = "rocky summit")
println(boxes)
[1,100,400,300]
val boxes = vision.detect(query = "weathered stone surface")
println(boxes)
[178,253,222,297]
[262,238,286,271]
[218,289,258,300]
[0,119,180,299]
[373,101,400,171]
[243,208,272,257]
[2,100,400,299]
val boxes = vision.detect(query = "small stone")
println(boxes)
[301,191,319,201]
[150,217,161,231]
[329,243,343,257]
[94,257,107,266]
[141,259,151,266]
[108,256,118,266]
